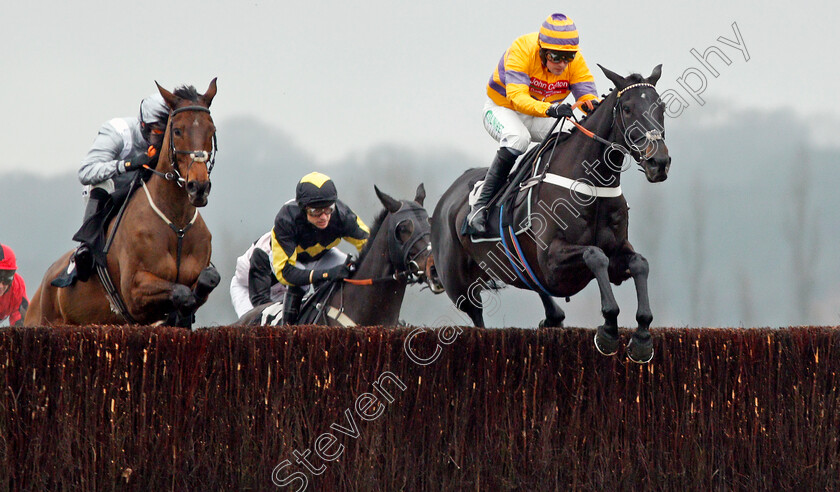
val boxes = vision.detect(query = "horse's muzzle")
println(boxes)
[424,256,446,294]
[187,180,211,207]
[642,155,671,183]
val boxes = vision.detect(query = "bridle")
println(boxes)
[565,82,664,163]
[344,202,432,286]
[613,83,664,161]
[144,105,217,187]
[387,203,432,284]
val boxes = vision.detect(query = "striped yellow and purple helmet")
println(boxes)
[538,13,580,52]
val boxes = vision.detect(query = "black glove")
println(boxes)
[546,102,574,119]
[123,152,153,172]
[313,264,352,282]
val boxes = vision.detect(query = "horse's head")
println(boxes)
[599,64,671,183]
[373,183,434,287]
[156,78,218,207]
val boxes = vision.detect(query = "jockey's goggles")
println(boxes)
[0,270,14,285]
[306,204,335,217]
[143,122,166,135]
[545,50,575,63]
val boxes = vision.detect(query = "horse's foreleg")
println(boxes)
[192,266,220,305]
[537,292,565,328]
[625,253,654,364]
[582,247,621,356]
[166,266,220,329]
[130,272,195,327]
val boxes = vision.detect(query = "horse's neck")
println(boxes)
[144,157,195,226]
[552,96,623,186]
[333,220,407,325]
[339,281,406,326]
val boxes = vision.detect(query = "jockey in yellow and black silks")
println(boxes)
[270,172,369,325]
[466,13,601,236]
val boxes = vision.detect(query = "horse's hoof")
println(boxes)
[539,318,564,329]
[627,333,654,364]
[195,266,221,298]
[594,325,619,356]
[171,284,197,312]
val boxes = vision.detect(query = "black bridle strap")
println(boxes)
[166,105,218,184]
[343,204,430,286]
[140,180,198,283]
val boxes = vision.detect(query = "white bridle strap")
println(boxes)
[543,173,623,198]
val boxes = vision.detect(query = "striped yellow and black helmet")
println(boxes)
[296,172,338,208]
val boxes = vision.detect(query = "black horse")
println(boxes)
[237,184,434,327]
[431,65,671,363]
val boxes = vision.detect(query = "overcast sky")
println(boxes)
[1,0,837,177]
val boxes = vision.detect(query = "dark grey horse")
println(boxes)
[430,65,671,363]
[237,184,434,327]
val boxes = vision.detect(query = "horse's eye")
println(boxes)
[173,128,182,138]
[622,105,631,115]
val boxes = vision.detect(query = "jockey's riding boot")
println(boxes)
[73,187,109,282]
[282,286,306,326]
[467,147,518,236]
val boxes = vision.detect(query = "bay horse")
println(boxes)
[237,184,434,327]
[25,79,221,328]
[431,65,671,363]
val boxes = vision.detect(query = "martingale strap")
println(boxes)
[141,181,199,283]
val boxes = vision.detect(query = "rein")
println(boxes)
[566,82,663,154]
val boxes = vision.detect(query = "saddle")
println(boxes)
[467,132,570,242]
[51,170,150,288]
[247,281,339,326]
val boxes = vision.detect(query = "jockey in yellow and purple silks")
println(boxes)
[466,13,601,236]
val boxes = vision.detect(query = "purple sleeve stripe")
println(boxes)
[506,70,530,86]
[539,34,579,46]
[489,78,506,98]
[571,81,598,100]
[496,56,506,81]
[541,21,577,32]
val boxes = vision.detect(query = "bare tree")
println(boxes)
[784,146,820,324]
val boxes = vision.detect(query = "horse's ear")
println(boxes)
[155,81,179,111]
[374,185,402,213]
[598,64,626,89]
[203,78,218,107]
[414,183,426,206]
[647,64,662,85]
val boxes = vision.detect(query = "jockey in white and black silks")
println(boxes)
[467,13,601,236]
[55,93,170,286]
[270,172,370,325]
[229,231,288,318]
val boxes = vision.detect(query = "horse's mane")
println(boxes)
[173,85,201,102]
[356,207,389,265]
[573,72,645,128]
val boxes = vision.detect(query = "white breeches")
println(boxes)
[482,98,560,154]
